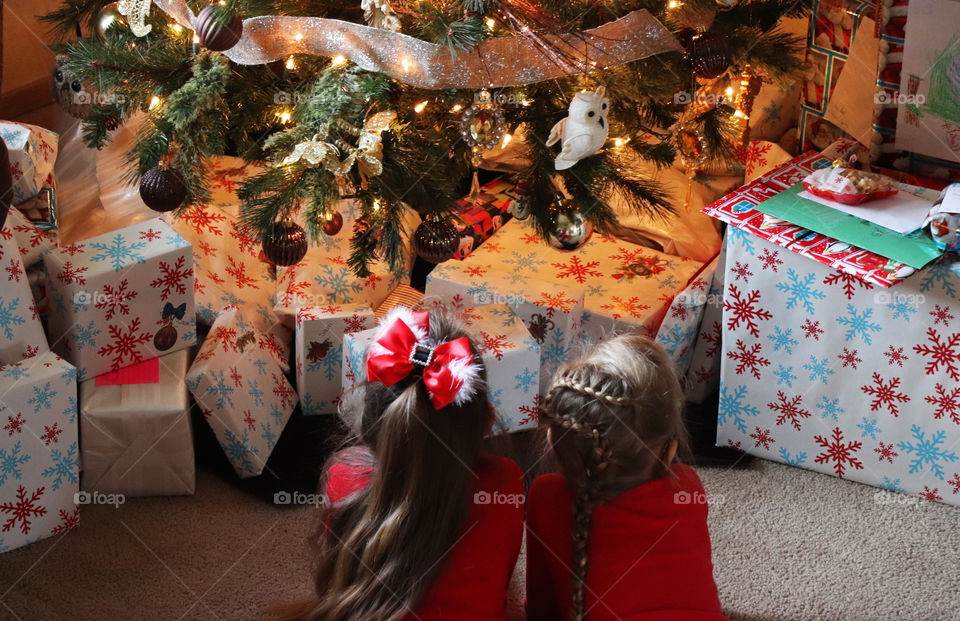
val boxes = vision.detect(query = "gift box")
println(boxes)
[0,122,58,205]
[43,218,195,381]
[79,351,195,496]
[342,304,541,433]
[716,232,960,507]
[186,305,297,478]
[4,207,58,268]
[0,228,48,365]
[295,303,375,415]
[654,255,720,380]
[374,284,424,322]
[16,176,57,230]
[453,179,516,260]
[0,352,79,553]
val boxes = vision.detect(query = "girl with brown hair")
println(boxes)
[272,307,524,621]
[526,334,726,621]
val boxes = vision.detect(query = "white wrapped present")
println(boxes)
[0,122,58,205]
[186,306,296,478]
[295,303,375,415]
[0,228,48,365]
[0,352,79,553]
[43,218,195,381]
[79,351,195,496]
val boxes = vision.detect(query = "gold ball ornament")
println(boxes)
[94,2,128,40]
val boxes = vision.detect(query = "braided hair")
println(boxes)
[540,335,687,621]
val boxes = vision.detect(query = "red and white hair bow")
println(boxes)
[366,307,482,409]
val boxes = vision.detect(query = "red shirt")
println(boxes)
[325,454,524,621]
[526,464,727,621]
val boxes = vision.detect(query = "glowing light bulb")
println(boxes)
[614,137,629,147]
[414,101,428,113]
[401,57,411,72]
[668,0,678,7]
[218,0,226,5]
[294,33,304,42]
[285,55,296,70]
[149,96,161,110]
[502,133,512,147]
[276,110,292,123]
[330,55,347,67]
[193,34,200,44]
[521,99,531,107]
[373,199,381,212]
[486,18,495,29]
[171,23,183,34]
[451,104,463,113]
[725,87,734,97]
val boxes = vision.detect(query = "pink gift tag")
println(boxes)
[95,358,161,386]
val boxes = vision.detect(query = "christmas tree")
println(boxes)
[43,0,804,276]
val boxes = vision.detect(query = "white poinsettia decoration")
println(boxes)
[361,0,401,31]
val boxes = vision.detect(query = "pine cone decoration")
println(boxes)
[195,5,243,52]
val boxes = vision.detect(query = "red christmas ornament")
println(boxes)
[154,324,178,351]
[322,211,344,236]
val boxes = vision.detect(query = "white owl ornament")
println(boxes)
[546,86,610,170]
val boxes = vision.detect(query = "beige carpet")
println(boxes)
[1,460,957,621]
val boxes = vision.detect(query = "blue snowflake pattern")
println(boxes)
[836,304,882,345]
[269,403,285,426]
[767,327,798,354]
[886,299,917,321]
[465,281,495,305]
[256,307,276,330]
[816,396,844,421]
[301,394,329,416]
[73,321,102,351]
[247,380,264,407]
[802,356,835,385]
[585,283,607,298]
[857,417,882,440]
[918,261,960,296]
[0,441,30,486]
[657,274,679,291]
[205,370,235,409]
[219,291,243,307]
[186,374,203,392]
[718,384,760,433]
[514,368,537,392]
[779,447,807,466]
[503,251,547,283]
[776,268,826,314]
[2,364,30,380]
[726,227,756,256]
[897,425,958,480]
[197,302,218,325]
[487,306,517,328]
[308,343,343,381]
[487,387,504,410]
[774,364,797,387]
[63,397,78,424]
[88,234,148,272]
[542,329,571,365]
[222,428,260,476]
[29,382,56,412]
[41,441,79,490]
[0,298,26,340]
[762,100,783,126]
[253,359,269,375]
[880,477,904,494]
[60,367,76,387]
[314,266,364,303]
[656,323,696,361]
[260,423,278,452]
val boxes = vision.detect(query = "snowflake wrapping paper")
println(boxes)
[274,198,419,325]
[0,230,48,365]
[186,306,297,478]
[4,207,58,268]
[717,233,960,507]
[0,352,79,553]
[42,218,195,381]
[654,255,719,381]
[0,122,58,205]
[295,303,375,415]
[79,350,195,496]
[684,240,729,404]
[342,304,541,434]
[163,158,291,354]
[702,151,921,288]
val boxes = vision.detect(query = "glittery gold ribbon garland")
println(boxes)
[151,0,681,89]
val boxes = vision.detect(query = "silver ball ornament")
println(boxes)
[546,195,593,251]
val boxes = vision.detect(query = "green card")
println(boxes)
[755,184,942,269]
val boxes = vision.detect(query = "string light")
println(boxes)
[414,101,428,113]
[485,17,495,29]
[276,110,292,123]
[401,57,411,72]
[285,55,296,70]
[193,34,200,44]
[725,87,735,97]
[170,23,183,34]
[502,133,512,147]
[667,0,678,7]
[613,137,630,147]
[330,55,347,67]
[149,95,162,110]
[294,33,304,42]
[451,104,463,113]
[373,199,381,212]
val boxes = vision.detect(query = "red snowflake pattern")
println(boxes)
[4,412,25,436]
[758,248,783,272]
[5,257,23,283]
[258,333,286,362]
[150,256,192,301]
[97,318,152,369]
[483,242,504,253]
[278,280,311,306]
[694,366,712,383]
[230,223,259,256]
[51,507,80,535]
[749,427,775,450]
[746,141,773,168]
[701,321,722,358]
[670,302,688,321]
[723,285,772,338]
[60,243,85,256]
[883,346,909,367]
[769,391,811,431]
[56,261,88,286]
[517,395,540,427]
[97,279,137,320]
[208,271,225,285]
[1,485,47,534]
[479,332,515,360]
[180,205,226,236]
[344,314,369,334]
[925,383,960,425]
[272,373,296,410]
[41,422,63,445]
[913,328,960,382]
[243,411,256,430]
[726,439,743,450]
[874,441,898,464]
[194,278,206,296]
[464,265,489,278]
[731,261,754,282]
[197,240,217,258]
[601,296,651,320]
[536,292,576,314]
[210,326,238,352]
[949,473,960,495]
[837,348,861,369]
[727,340,771,379]
[553,256,603,284]
[861,373,911,416]
[226,257,259,290]
[929,304,954,326]
[364,273,383,290]
[813,427,864,478]
[801,319,824,340]
[823,272,874,300]
[919,487,942,502]
[608,246,644,266]
[230,368,243,388]
[139,228,162,242]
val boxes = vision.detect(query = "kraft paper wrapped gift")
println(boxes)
[0,122,58,205]
[43,218,196,381]
[79,351,195,496]
[342,304,541,433]
[0,228,48,365]
[187,305,297,478]
[0,352,79,553]
[295,303,375,415]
